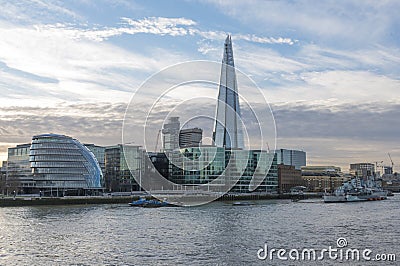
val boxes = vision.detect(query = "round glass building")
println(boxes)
[29,134,103,196]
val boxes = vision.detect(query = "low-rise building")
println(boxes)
[5,143,34,194]
[278,164,303,193]
[301,166,347,192]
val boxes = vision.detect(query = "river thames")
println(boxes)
[0,195,399,265]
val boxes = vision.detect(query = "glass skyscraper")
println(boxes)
[213,35,244,149]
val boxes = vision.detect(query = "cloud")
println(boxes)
[31,16,297,46]
[0,101,399,171]
[0,19,199,105]
[206,0,400,47]
[0,0,81,24]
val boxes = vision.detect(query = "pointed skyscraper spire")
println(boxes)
[212,35,244,149]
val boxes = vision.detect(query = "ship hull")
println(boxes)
[324,191,388,203]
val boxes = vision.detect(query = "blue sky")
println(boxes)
[0,0,399,171]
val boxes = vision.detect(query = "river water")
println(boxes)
[0,195,399,265]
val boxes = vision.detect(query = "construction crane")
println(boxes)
[388,153,394,169]
[154,129,162,152]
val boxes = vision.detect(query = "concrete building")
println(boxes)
[104,144,144,192]
[179,128,202,148]
[350,163,375,178]
[275,149,306,170]
[162,117,180,152]
[301,166,347,192]
[375,165,393,177]
[278,164,303,193]
[30,134,103,196]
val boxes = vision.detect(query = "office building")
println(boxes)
[350,163,375,178]
[169,147,278,193]
[162,117,180,152]
[147,152,169,179]
[275,149,306,170]
[0,162,6,194]
[85,144,106,177]
[105,144,144,192]
[5,143,34,194]
[29,134,103,196]
[179,128,202,148]
[213,35,244,149]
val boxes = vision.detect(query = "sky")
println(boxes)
[0,0,399,172]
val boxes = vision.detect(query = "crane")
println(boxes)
[388,153,394,169]
[154,129,162,152]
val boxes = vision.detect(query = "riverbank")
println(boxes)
[0,193,322,207]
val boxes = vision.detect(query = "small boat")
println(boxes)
[232,201,254,206]
[129,197,148,207]
[129,197,175,208]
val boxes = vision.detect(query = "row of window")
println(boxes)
[34,167,89,174]
[31,143,80,150]
[29,155,86,162]
[31,161,88,168]
[29,149,82,156]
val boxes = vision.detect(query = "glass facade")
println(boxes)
[275,149,306,170]
[29,134,102,195]
[6,144,35,194]
[105,145,144,192]
[169,146,278,193]
[85,144,106,180]
[213,35,244,149]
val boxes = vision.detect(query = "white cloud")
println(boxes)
[0,20,195,105]
[31,16,297,46]
[206,0,400,47]
[0,0,81,23]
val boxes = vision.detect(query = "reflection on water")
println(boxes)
[0,195,399,265]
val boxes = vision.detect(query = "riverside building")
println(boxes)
[301,166,347,192]
[29,134,103,196]
[104,144,144,192]
[4,143,34,194]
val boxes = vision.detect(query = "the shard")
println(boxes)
[212,35,244,149]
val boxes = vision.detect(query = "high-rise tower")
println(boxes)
[212,35,244,149]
